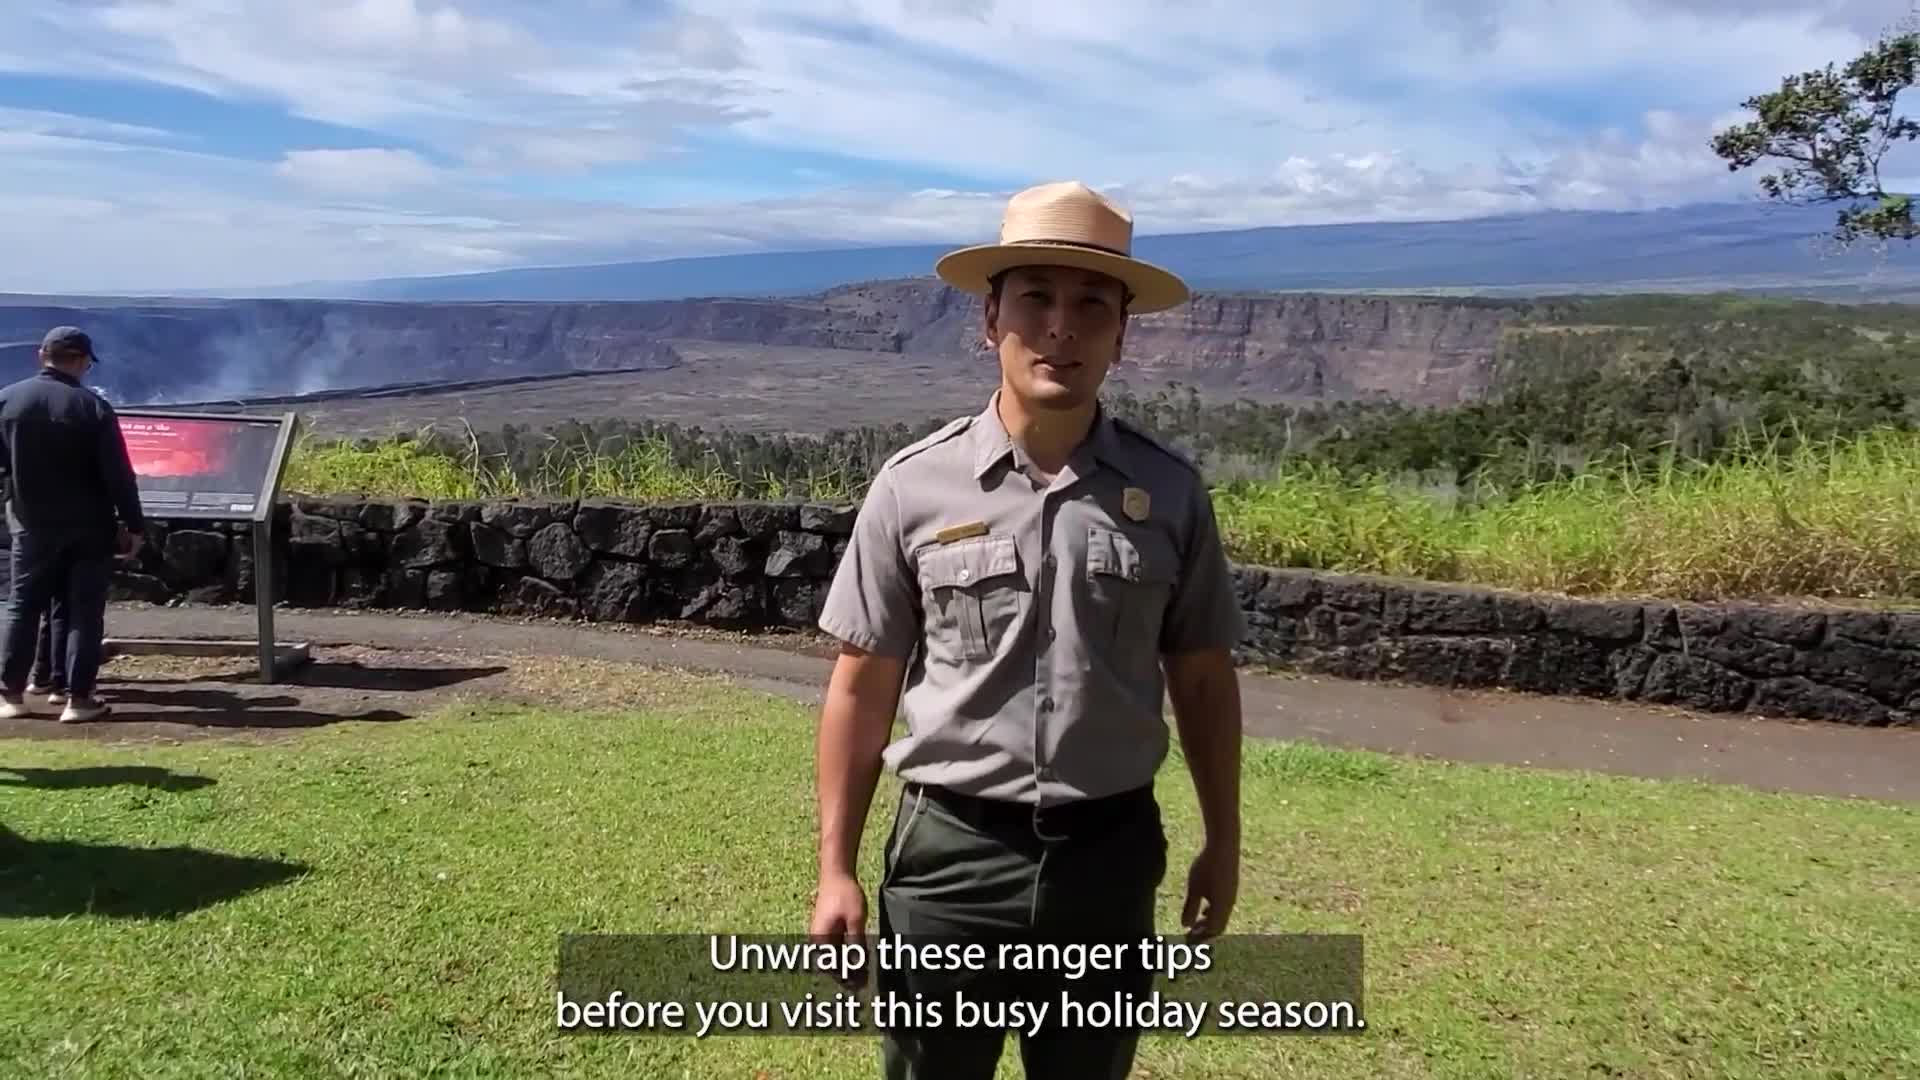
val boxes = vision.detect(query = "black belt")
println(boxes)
[908,781,1154,836]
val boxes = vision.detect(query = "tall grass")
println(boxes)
[285,427,862,504]
[283,424,1920,602]
[283,437,502,500]
[1213,426,1920,601]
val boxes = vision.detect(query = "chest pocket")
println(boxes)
[1085,524,1179,665]
[917,534,1026,663]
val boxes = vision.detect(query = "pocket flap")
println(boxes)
[918,533,1020,589]
[1087,525,1176,584]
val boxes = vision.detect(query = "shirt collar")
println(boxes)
[37,368,79,388]
[969,392,1018,479]
[1085,406,1134,480]
[968,390,1134,482]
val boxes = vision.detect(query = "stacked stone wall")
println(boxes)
[101,496,1920,728]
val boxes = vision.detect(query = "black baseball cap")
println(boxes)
[41,326,100,364]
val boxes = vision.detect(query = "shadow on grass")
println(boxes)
[261,662,509,692]
[0,765,216,791]
[125,662,510,693]
[0,824,307,919]
[104,688,304,710]
[80,685,411,729]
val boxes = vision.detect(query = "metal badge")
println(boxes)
[1122,487,1151,522]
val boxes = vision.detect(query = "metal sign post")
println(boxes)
[102,409,308,684]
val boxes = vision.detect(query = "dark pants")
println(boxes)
[31,599,67,690]
[874,782,1168,1079]
[2,529,110,699]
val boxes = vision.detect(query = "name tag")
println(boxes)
[934,520,989,544]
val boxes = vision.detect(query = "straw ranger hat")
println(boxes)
[935,181,1190,313]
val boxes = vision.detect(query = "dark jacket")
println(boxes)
[0,368,145,537]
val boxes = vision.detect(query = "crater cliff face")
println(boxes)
[0,280,1518,408]
[798,281,1518,405]
[1124,291,1517,404]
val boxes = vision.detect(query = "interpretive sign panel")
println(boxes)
[116,410,297,524]
[108,409,304,683]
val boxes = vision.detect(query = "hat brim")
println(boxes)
[934,243,1189,313]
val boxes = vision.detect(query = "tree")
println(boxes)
[1711,24,1920,247]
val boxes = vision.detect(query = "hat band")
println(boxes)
[1005,236,1132,258]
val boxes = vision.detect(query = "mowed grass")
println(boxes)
[286,425,1920,605]
[2,670,1917,1079]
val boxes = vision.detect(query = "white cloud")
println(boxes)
[0,105,1773,293]
[290,0,524,58]
[78,0,537,125]
[0,0,1912,291]
[274,148,444,194]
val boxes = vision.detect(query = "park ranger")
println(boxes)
[810,180,1247,1079]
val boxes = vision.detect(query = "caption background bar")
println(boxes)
[555,933,1365,1037]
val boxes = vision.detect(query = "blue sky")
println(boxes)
[0,0,1912,293]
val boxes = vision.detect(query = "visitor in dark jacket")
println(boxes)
[0,459,71,705]
[0,327,144,722]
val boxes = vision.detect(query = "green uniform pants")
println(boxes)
[873,782,1169,1079]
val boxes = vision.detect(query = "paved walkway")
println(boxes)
[19,603,1920,803]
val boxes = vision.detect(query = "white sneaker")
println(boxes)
[0,695,30,719]
[59,698,110,723]
[45,691,67,707]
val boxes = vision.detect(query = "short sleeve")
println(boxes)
[818,468,921,658]
[1159,484,1245,655]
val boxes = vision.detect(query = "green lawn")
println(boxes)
[2,668,1917,1078]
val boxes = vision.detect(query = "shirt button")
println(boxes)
[1040,697,1054,712]
[1038,766,1056,781]
[958,569,971,582]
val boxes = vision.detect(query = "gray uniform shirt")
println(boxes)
[818,393,1245,806]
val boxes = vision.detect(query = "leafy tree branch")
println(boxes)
[1712,27,1920,246]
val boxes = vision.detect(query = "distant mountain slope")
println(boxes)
[241,201,1920,303]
